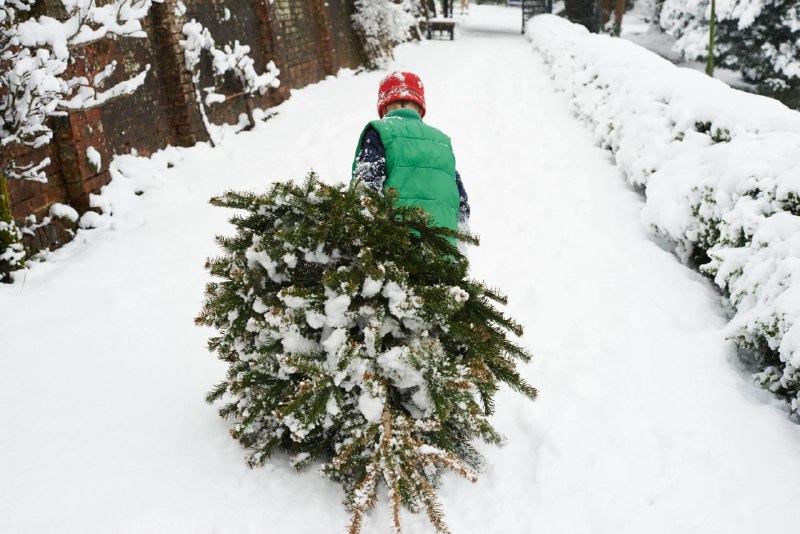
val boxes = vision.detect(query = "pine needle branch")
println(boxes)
[198,172,538,534]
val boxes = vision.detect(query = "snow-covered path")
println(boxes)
[3,6,800,534]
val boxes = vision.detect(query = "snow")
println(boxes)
[659,0,800,82]
[86,145,102,171]
[449,286,469,303]
[321,327,348,365]
[361,276,383,298]
[358,391,385,423]
[377,346,425,390]
[305,310,326,330]
[61,64,151,110]
[279,326,318,355]
[529,13,800,413]
[277,291,308,309]
[282,252,298,268]
[180,19,215,72]
[181,19,281,100]
[3,5,800,534]
[1,1,157,181]
[382,280,417,319]
[49,202,79,222]
[175,0,187,17]
[244,247,284,283]
[352,0,417,66]
[323,292,351,328]
[620,0,753,89]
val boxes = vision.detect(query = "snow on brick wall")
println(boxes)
[7,0,366,256]
[98,14,183,161]
[179,0,284,126]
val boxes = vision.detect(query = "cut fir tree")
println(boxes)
[196,173,537,534]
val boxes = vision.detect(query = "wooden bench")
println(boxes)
[425,17,456,40]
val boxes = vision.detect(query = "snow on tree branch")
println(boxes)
[180,19,214,75]
[60,64,151,110]
[0,0,162,280]
[178,17,279,141]
[660,0,800,87]
[352,0,419,68]
[0,0,162,182]
[210,44,280,97]
[180,18,280,100]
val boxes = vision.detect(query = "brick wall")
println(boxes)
[6,0,366,254]
[271,0,327,85]
[327,0,367,71]
[98,26,179,160]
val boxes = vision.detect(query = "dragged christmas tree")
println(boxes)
[196,173,537,534]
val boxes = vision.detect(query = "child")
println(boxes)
[351,71,470,234]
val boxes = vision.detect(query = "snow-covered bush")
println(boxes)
[180,19,280,102]
[352,0,419,68]
[529,14,800,412]
[0,0,160,280]
[179,18,280,139]
[197,174,536,533]
[660,0,800,90]
[659,0,714,62]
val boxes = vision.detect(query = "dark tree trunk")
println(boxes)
[564,0,601,33]
[653,0,665,22]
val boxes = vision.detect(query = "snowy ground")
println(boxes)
[3,5,800,534]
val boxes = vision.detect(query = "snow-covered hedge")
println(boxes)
[528,14,800,411]
[352,0,419,68]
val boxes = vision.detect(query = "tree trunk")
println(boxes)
[653,0,665,24]
[613,0,625,35]
[706,0,716,76]
[564,0,601,33]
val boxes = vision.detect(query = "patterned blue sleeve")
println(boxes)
[353,127,387,192]
[455,170,470,224]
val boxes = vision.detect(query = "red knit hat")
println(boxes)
[377,71,426,118]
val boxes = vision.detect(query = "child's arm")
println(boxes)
[456,170,470,228]
[353,127,387,192]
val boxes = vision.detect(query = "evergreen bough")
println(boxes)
[197,173,537,534]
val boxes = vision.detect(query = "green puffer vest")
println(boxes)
[351,108,459,231]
